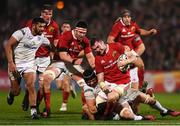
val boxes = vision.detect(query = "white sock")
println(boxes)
[152,101,168,113]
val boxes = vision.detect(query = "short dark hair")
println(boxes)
[83,69,96,83]
[41,4,53,11]
[62,20,71,26]
[32,17,45,24]
[90,36,101,46]
[120,9,131,17]
[75,20,88,28]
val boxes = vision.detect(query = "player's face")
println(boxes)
[74,27,87,41]
[34,22,46,35]
[122,15,131,26]
[92,40,106,55]
[41,9,53,23]
[61,23,71,33]
[86,77,98,88]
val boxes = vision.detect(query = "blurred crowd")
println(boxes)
[0,0,179,70]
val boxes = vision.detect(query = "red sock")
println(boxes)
[62,91,69,103]
[81,89,86,105]
[138,68,145,89]
[44,92,51,111]
[37,90,44,106]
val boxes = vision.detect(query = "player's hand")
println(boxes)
[74,58,83,65]
[8,62,17,72]
[102,85,111,94]
[150,29,157,35]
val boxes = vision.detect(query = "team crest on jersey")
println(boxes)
[49,26,54,32]
[131,26,135,32]
[112,51,117,57]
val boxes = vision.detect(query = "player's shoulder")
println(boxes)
[83,37,90,43]
[17,27,30,35]
[114,20,123,27]
[109,42,122,48]
[51,20,59,28]
[62,30,72,38]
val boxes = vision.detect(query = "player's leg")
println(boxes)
[58,74,71,111]
[137,57,145,89]
[7,71,21,105]
[41,66,63,117]
[136,92,180,117]
[22,57,50,111]
[23,71,38,119]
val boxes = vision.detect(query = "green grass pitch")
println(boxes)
[0,90,180,125]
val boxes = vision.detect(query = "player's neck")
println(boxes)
[105,44,109,54]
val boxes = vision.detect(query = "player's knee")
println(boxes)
[144,94,155,104]
[146,96,156,105]
[43,70,56,82]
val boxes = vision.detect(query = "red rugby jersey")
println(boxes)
[109,19,143,50]
[95,43,130,84]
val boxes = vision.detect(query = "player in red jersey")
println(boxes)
[107,9,157,90]
[22,4,59,111]
[53,21,76,111]
[57,20,95,105]
[90,38,180,120]
[38,20,95,117]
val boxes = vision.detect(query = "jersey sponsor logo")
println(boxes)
[104,60,117,69]
[121,34,134,38]
[23,41,38,49]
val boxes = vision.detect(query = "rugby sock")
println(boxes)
[151,101,168,113]
[36,90,44,106]
[138,67,144,89]
[9,91,14,97]
[44,92,51,112]
[62,91,69,103]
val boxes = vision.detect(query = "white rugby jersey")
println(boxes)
[12,27,50,67]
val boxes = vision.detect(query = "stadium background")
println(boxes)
[0,0,179,92]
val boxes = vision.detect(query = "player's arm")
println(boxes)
[86,52,95,68]
[107,23,121,43]
[107,36,116,43]
[134,43,145,56]
[4,36,18,72]
[59,51,81,65]
[78,50,84,58]
[139,28,157,36]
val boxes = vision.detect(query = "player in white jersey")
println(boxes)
[82,69,180,120]
[81,69,152,120]
[4,17,50,119]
